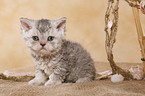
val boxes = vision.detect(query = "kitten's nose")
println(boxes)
[40,43,46,47]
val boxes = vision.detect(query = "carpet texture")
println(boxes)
[0,62,145,96]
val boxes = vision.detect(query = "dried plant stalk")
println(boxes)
[105,0,133,80]
[124,0,141,8]
[132,1,145,74]
[0,73,34,82]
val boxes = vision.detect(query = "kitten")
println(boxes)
[20,17,96,86]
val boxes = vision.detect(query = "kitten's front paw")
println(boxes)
[29,78,45,86]
[44,80,62,86]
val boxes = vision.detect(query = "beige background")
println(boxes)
[0,0,144,71]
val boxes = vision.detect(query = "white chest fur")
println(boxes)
[38,61,54,75]
[36,55,61,76]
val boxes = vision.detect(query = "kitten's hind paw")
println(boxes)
[76,77,93,83]
[29,78,45,86]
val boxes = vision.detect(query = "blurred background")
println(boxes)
[0,0,144,71]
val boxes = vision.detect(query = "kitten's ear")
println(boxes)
[20,18,33,32]
[54,17,67,30]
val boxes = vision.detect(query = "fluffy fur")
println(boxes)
[20,17,96,86]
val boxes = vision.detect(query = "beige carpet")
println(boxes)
[0,62,145,96]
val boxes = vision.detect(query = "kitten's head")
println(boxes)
[20,17,66,55]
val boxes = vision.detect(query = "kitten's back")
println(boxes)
[60,40,96,82]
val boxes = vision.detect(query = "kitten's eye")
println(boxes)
[32,36,39,41]
[47,36,54,41]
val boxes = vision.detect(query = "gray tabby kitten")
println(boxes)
[20,17,96,86]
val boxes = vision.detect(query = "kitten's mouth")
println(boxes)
[40,47,46,50]
[39,48,47,52]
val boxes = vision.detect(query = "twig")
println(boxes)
[124,0,141,9]
[104,0,133,80]
[0,73,34,82]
